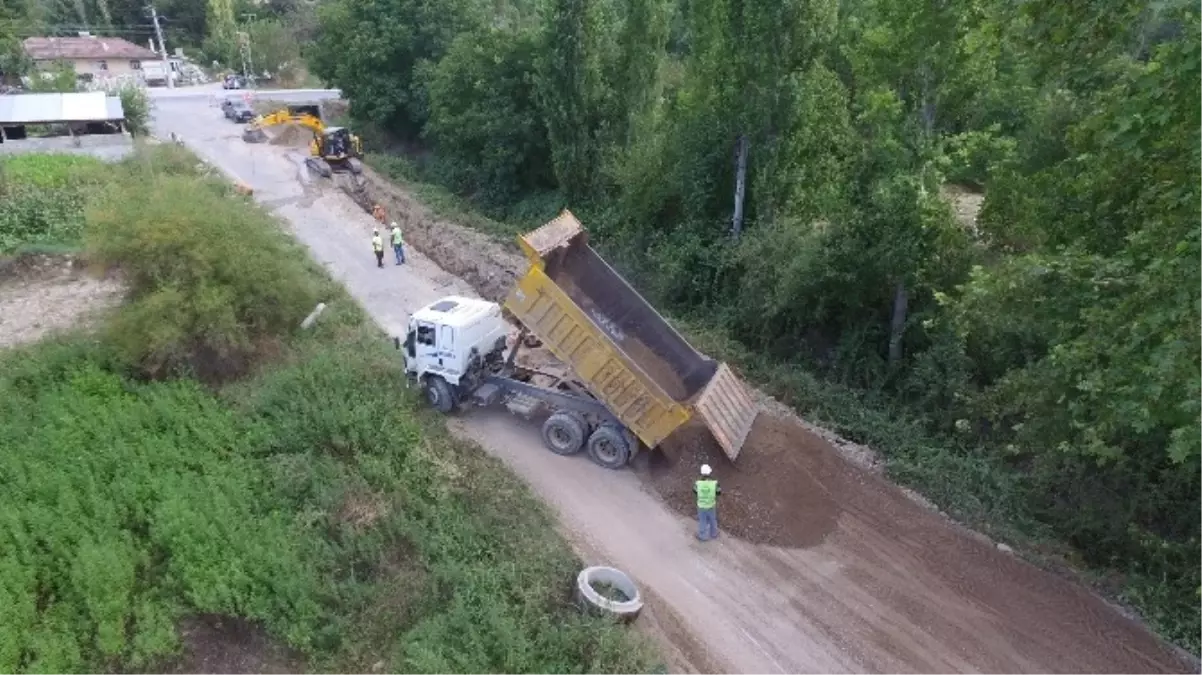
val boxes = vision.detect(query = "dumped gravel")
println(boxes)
[644,415,854,547]
[268,124,314,147]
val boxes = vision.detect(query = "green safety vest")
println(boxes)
[372,235,384,252]
[696,480,718,509]
[391,228,403,246]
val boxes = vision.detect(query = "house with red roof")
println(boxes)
[23,34,161,83]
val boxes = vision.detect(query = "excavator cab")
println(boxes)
[314,127,363,174]
[321,127,353,159]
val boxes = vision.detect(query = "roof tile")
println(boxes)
[23,36,160,61]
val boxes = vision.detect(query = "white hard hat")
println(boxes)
[700,464,712,476]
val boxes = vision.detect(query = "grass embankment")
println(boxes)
[0,149,658,673]
[363,152,1200,654]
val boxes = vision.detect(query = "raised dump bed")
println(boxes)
[505,210,758,460]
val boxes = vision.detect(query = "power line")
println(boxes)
[1,24,161,34]
[0,19,158,28]
[6,29,159,36]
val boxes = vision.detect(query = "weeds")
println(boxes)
[0,328,657,673]
[85,172,322,381]
[0,155,107,253]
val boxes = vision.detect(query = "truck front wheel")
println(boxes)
[587,425,631,469]
[423,375,456,414]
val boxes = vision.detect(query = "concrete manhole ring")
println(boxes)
[575,566,643,622]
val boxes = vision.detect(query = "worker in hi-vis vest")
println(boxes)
[694,464,722,541]
[371,229,385,268]
[390,222,405,265]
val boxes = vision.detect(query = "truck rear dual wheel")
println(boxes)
[542,411,588,455]
[540,414,634,469]
[587,425,631,470]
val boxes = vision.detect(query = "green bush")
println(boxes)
[0,330,657,673]
[84,174,321,380]
[422,27,553,203]
[0,344,327,671]
[115,85,151,136]
[0,155,107,253]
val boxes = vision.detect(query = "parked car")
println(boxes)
[222,74,246,89]
[221,98,255,123]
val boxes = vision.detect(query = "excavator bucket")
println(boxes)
[242,127,267,143]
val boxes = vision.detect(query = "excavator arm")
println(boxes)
[240,107,364,176]
[246,109,326,134]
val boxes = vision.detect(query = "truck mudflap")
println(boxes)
[693,363,758,461]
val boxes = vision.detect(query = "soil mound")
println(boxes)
[268,124,312,147]
[644,414,860,548]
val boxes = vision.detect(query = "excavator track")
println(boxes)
[333,171,370,208]
[304,156,333,178]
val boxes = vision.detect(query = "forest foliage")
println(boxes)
[307,0,1202,652]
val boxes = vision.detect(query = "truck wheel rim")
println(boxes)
[594,438,618,463]
[549,426,571,450]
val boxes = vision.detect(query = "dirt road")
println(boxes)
[148,89,1193,674]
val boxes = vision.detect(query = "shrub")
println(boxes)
[84,174,321,380]
[0,155,106,252]
[422,28,553,203]
[115,84,151,136]
[0,348,327,672]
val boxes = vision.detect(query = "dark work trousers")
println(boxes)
[374,250,384,267]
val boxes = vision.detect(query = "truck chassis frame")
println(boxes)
[405,329,641,469]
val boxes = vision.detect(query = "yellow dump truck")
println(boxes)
[400,210,758,469]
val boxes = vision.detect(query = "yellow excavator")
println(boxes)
[242,105,364,178]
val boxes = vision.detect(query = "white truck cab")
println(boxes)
[403,296,509,391]
[399,293,641,467]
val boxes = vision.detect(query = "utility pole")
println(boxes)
[239,12,256,87]
[730,134,749,238]
[147,4,174,88]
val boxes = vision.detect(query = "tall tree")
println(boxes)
[309,0,478,137]
[0,0,36,83]
[536,0,597,199]
[609,0,670,147]
[692,0,837,230]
